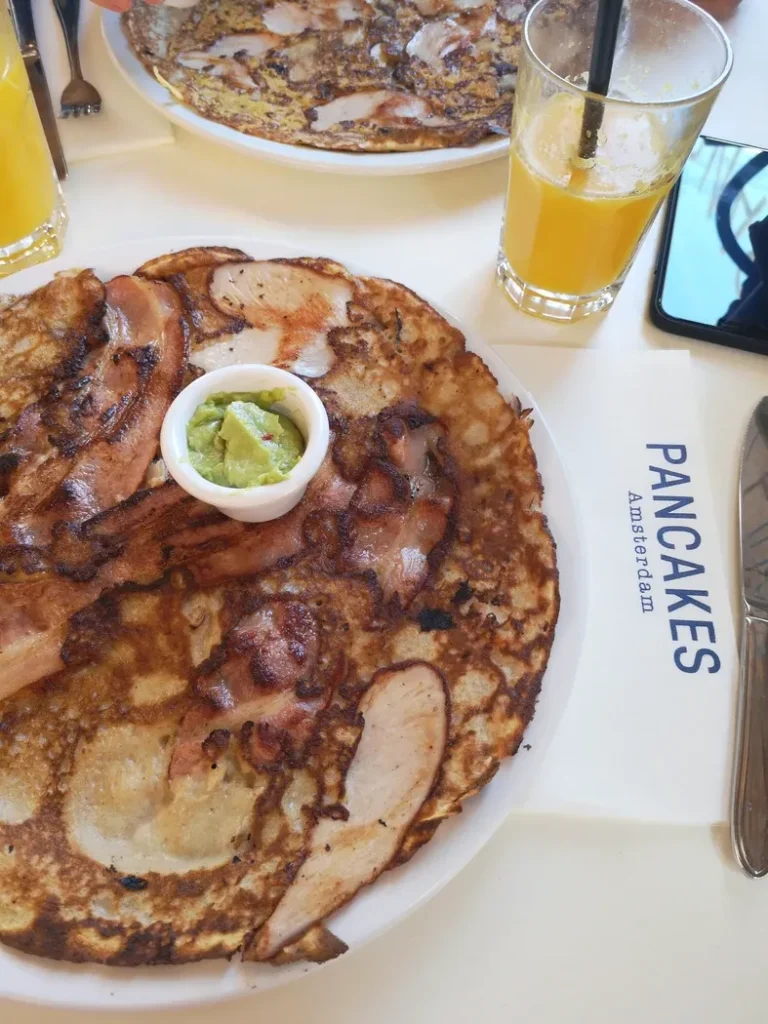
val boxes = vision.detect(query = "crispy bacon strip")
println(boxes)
[0,404,448,699]
[7,277,187,546]
[341,411,455,606]
[0,484,195,701]
[0,454,354,698]
[169,600,326,779]
[179,454,355,586]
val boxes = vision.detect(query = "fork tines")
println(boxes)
[60,101,101,118]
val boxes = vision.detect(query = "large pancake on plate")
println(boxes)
[0,249,557,965]
[122,0,533,152]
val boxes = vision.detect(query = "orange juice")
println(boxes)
[0,40,59,252]
[504,93,673,297]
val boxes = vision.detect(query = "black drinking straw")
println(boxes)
[577,0,624,162]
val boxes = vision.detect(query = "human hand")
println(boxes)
[89,0,163,12]
[693,0,743,20]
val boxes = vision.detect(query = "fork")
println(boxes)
[52,0,102,117]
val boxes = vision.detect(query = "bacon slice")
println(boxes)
[0,401,447,699]
[209,260,354,378]
[169,601,325,778]
[0,451,355,698]
[0,484,195,701]
[3,277,186,546]
[343,498,450,606]
[247,662,447,961]
[0,270,104,431]
[180,453,355,586]
[341,413,454,606]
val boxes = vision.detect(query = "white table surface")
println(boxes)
[7,2,768,1021]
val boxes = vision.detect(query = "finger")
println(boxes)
[94,0,132,11]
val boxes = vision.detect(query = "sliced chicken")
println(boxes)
[176,35,279,91]
[209,260,354,378]
[406,19,472,67]
[188,327,282,373]
[247,661,447,961]
[263,0,369,35]
[195,33,281,60]
[309,91,445,134]
[176,55,258,92]
[406,8,496,67]
[279,37,320,83]
[498,0,528,22]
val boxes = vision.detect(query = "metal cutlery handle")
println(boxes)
[732,614,768,877]
[9,0,36,58]
[52,0,84,80]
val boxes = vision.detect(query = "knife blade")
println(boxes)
[9,0,68,181]
[732,396,768,877]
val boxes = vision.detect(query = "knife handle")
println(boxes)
[9,0,37,58]
[732,614,768,877]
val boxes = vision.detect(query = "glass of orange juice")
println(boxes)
[499,0,732,321]
[0,0,67,277]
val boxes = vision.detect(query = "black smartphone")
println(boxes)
[651,134,768,355]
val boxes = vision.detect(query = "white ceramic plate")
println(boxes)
[0,236,585,1010]
[100,13,509,177]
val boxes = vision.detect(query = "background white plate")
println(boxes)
[100,13,509,177]
[0,236,585,1009]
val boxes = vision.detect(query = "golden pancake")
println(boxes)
[0,249,557,965]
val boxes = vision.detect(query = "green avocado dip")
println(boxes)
[186,390,305,488]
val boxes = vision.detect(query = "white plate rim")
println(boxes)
[0,235,586,1010]
[100,12,510,177]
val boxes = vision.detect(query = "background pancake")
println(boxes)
[123,0,533,152]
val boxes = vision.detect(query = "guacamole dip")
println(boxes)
[186,390,305,488]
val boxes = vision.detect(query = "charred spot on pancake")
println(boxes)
[119,876,149,892]
[201,728,231,759]
[319,803,350,821]
[452,580,473,604]
[60,594,121,667]
[331,415,381,481]
[0,451,21,497]
[417,607,454,632]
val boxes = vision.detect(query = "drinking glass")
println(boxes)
[498,0,733,321]
[0,0,67,277]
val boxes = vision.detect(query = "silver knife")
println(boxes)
[733,396,768,877]
[9,0,68,181]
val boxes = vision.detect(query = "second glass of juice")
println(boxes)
[499,0,732,322]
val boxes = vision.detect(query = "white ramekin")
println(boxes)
[160,364,329,523]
